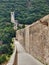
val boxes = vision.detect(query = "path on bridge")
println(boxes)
[14,40,44,65]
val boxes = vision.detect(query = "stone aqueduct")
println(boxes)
[16,15,49,65]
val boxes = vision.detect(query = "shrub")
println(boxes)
[0,54,7,64]
[0,43,14,64]
[0,54,10,64]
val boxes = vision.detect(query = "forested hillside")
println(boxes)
[0,0,49,24]
[0,0,49,44]
[0,0,49,43]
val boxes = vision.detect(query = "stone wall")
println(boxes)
[16,15,49,65]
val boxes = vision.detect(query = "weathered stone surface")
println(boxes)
[16,15,49,65]
[16,29,25,48]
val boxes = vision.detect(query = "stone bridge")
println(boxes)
[7,15,49,65]
[7,39,44,65]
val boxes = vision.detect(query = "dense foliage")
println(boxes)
[0,0,49,43]
[0,43,14,64]
[0,0,49,25]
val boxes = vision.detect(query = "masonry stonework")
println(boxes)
[16,15,49,65]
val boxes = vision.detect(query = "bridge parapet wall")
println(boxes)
[16,15,49,65]
[7,38,17,65]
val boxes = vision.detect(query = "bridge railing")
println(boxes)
[7,38,17,65]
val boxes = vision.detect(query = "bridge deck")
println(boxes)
[14,40,44,65]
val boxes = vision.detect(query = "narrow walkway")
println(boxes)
[14,40,25,53]
[14,40,44,65]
